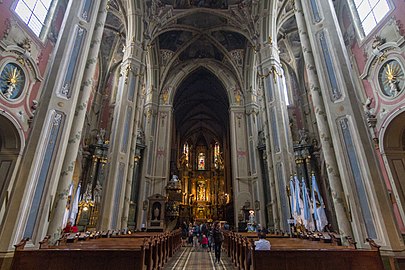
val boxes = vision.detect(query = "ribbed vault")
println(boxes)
[173,68,229,142]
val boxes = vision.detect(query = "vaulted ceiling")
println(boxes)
[173,68,229,143]
[149,4,252,144]
[101,0,344,145]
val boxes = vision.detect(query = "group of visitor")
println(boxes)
[181,221,224,263]
[181,220,271,264]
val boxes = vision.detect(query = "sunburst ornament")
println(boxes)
[379,60,405,97]
[384,63,401,84]
[8,67,20,86]
[0,63,26,100]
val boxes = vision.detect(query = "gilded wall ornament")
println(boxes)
[378,60,404,97]
[0,63,26,100]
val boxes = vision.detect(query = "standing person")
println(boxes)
[188,223,194,246]
[201,234,209,252]
[192,222,200,251]
[212,222,224,263]
[254,232,271,250]
[207,224,214,252]
[181,221,188,247]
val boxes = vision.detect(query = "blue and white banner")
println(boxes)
[302,177,315,231]
[69,183,81,225]
[289,176,295,219]
[293,175,303,224]
[311,174,328,231]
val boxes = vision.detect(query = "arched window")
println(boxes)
[214,142,220,168]
[13,0,54,38]
[198,152,205,170]
[352,0,391,37]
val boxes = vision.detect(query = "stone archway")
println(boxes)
[172,67,231,224]
[382,111,405,229]
[0,114,22,226]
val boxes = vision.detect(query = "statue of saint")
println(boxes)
[389,79,399,97]
[197,182,206,201]
[153,206,160,220]
[249,210,255,224]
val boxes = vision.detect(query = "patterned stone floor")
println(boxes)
[163,246,236,270]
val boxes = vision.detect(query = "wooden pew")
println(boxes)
[223,232,384,270]
[11,230,182,270]
[11,249,145,270]
[251,249,384,270]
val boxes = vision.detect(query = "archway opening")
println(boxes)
[383,111,405,232]
[0,115,21,224]
[172,67,232,225]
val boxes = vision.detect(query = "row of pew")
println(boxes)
[11,230,182,270]
[223,231,385,270]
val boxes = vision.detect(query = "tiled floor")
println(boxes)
[163,246,236,270]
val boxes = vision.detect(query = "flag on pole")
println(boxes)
[302,177,315,231]
[62,183,73,228]
[69,183,81,225]
[293,175,302,224]
[311,174,328,231]
[289,176,295,218]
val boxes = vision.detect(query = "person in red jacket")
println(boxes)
[63,220,78,233]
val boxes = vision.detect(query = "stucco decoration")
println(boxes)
[1,19,41,64]
[361,17,405,79]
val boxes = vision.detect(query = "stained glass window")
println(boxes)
[180,143,189,167]
[214,142,220,169]
[198,152,205,170]
[14,0,53,37]
[0,63,26,100]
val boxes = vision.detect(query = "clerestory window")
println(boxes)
[352,0,391,37]
[13,0,53,38]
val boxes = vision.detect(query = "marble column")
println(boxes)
[136,98,158,230]
[151,105,173,195]
[258,45,295,232]
[121,132,138,229]
[47,0,109,240]
[229,105,251,228]
[99,54,143,230]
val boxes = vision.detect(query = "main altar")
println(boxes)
[173,141,230,223]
